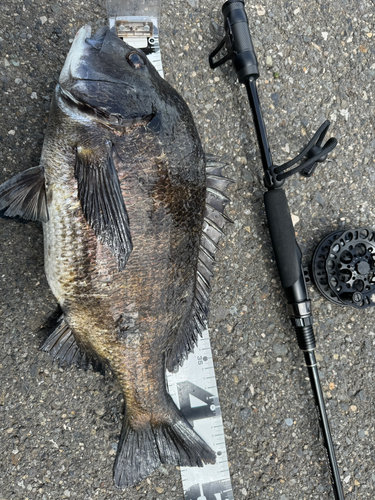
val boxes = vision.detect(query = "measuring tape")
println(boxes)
[107,2,234,498]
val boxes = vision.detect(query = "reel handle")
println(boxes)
[209,0,259,82]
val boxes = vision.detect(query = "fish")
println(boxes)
[0,25,232,488]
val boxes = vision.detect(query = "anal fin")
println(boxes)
[40,315,105,374]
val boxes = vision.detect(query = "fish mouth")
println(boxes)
[59,25,93,87]
[59,26,130,86]
[59,85,155,129]
[85,26,107,51]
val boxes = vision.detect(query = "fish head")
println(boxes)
[57,25,181,129]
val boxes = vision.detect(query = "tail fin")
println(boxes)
[113,403,216,488]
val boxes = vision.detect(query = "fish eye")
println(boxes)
[126,52,145,69]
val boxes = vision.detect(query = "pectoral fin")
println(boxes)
[0,166,48,222]
[75,143,132,270]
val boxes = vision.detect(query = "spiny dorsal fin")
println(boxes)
[0,166,48,222]
[75,142,132,271]
[206,187,230,215]
[41,315,105,374]
[166,156,233,372]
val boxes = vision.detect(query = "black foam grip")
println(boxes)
[222,0,259,81]
[228,9,254,54]
[264,189,302,289]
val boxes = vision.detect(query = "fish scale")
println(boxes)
[45,192,94,300]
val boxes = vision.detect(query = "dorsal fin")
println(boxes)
[166,156,233,372]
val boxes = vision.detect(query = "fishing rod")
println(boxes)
[209,1,344,499]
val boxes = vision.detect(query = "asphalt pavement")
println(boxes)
[0,0,375,499]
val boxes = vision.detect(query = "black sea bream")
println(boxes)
[0,25,232,487]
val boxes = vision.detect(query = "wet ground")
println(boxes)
[0,0,375,499]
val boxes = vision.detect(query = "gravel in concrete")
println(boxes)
[1,0,375,499]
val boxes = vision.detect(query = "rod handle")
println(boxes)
[264,188,302,290]
[211,0,259,82]
[264,188,317,350]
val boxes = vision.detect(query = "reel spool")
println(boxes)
[311,228,375,309]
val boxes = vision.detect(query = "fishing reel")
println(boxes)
[309,227,375,309]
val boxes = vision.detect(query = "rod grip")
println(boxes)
[222,0,259,81]
[264,188,302,289]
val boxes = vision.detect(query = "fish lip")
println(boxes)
[59,25,93,86]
